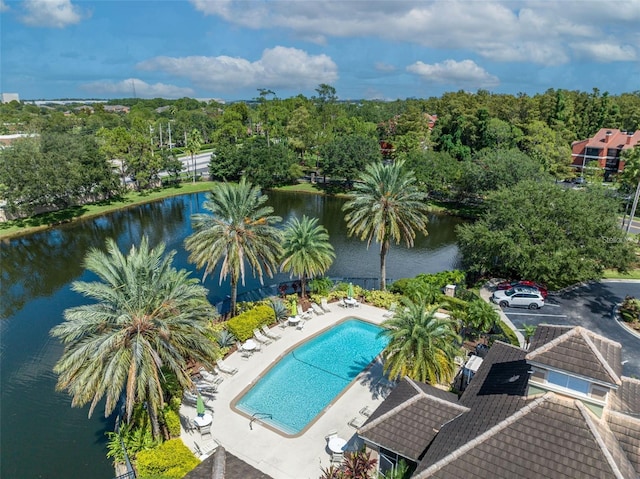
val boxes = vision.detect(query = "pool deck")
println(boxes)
[179,302,394,479]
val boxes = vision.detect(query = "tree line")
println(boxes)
[1,87,639,215]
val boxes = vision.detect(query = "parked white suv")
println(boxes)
[492,287,545,309]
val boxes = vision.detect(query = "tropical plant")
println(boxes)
[619,296,640,323]
[309,276,334,296]
[184,178,283,316]
[216,329,236,348]
[50,238,218,439]
[465,300,499,335]
[522,324,537,348]
[185,128,202,183]
[225,304,276,340]
[380,296,461,384]
[281,215,335,298]
[270,298,290,323]
[135,439,199,479]
[343,161,429,290]
[341,449,378,478]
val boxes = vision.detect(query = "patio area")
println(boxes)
[179,303,394,479]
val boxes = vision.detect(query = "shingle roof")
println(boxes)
[528,324,572,351]
[606,410,640,474]
[358,378,466,461]
[417,342,530,467]
[526,326,622,385]
[414,394,638,479]
[184,447,274,479]
[609,376,640,416]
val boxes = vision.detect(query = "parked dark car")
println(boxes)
[496,280,548,298]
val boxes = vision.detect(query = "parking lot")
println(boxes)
[495,280,640,377]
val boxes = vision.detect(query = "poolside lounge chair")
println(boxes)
[196,385,218,397]
[253,329,273,345]
[325,430,338,442]
[383,302,397,318]
[236,342,252,359]
[311,303,325,315]
[216,359,238,375]
[359,406,373,417]
[300,308,313,320]
[348,415,367,428]
[194,439,220,460]
[296,319,307,330]
[199,424,212,440]
[199,368,224,385]
[331,452,344,465]
[261,325,281,340]
[320,298,332,313]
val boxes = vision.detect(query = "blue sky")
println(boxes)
[1,0,638,101]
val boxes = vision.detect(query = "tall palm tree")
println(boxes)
[184,178,283,316]
[50,238,217,439]
[185,129,202,183]
[280,215,335,299]
[343,161,429,290]
[380,296,461,384]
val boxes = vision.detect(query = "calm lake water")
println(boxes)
[0,190,464,479]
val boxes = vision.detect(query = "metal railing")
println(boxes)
[249,412,273,430]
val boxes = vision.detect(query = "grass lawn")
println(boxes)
[0,181,217,240]
[602,268,640,280]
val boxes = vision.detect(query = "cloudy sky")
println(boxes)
[1,0,638,101]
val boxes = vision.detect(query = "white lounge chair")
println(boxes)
[253,329,273,345]
[331,452,344,465]
[383,302,397,318]
[320,298,332,313]
[348,415,367,428]
[194,439,220,459]
[261,325,281,340]
[199,368,224,385]
[216,359,238,375]
[359,406,373,417]
[296,319,307,330]
[311,303,325,315]
[325,430,338,441]
[300,308,313,320]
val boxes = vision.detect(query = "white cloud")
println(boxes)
[189,0,639,66]
[407,59,499,89]
[0,1,10,12]
[80,79,194,99]
[570,42,637,62]
[375,62,396,72]
[20,0,83,28]
[137,46,338,92]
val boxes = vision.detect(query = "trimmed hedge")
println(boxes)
[163,409,181,438]
[135,439,199,479]
[225,304,276,341]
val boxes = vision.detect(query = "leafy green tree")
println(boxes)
[243,137,299,188]
[184,179,283,316]
[281,215,335,299]
[50,238,217,439]
[464,299,499,335]
[457,181,634,288]
[286,105,315,160]
[520,120,573,180]
[320,134,381,183]
[402,150,462,199]
[620,146,640,192]
[343,161,430,290]
[380,296,461,384]
[209,143,246,181]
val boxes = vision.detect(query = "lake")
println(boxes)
[0,190,465,479]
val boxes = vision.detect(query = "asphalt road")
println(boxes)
[499,280,640,378]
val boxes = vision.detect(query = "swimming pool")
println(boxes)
[235,319,388,435]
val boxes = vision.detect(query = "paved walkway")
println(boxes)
[179,303,393,479]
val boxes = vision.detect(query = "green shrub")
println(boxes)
[363,290,399,308]
[225,304,276,341]
[619,296,640,323]
[390,270,466,297]
[492,319,520,346]
[135,439,199,479]
[309,277,333,296]
[168,397,181,414]
[163,409,181,438]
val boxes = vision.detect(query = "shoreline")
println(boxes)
[0,181,476,241]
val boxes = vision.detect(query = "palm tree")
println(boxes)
[343,161,429,290]
[185,128,202,183]
[184,178,283,316]
[380,296,461,384]
[280,215,335,299]
[465,299,499,337]
[50,238,217,439]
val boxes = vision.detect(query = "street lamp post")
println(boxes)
[625,179,640,235]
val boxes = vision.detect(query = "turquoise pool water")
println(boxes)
[235,319,388,435]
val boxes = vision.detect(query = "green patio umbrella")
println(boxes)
[348,282,355,299]
[290,300,298,317]
[196,394,206,417]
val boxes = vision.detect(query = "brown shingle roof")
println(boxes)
[184,447,274,479]
[415,394,638,479]
[526,326,622,385]
[609,377,640,416]
[528,324,572,351]
[606,410,640,473]
[358,378,466,461]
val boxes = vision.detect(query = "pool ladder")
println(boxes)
[249,412,272,430]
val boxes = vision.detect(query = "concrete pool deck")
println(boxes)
[179,303,394,479]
